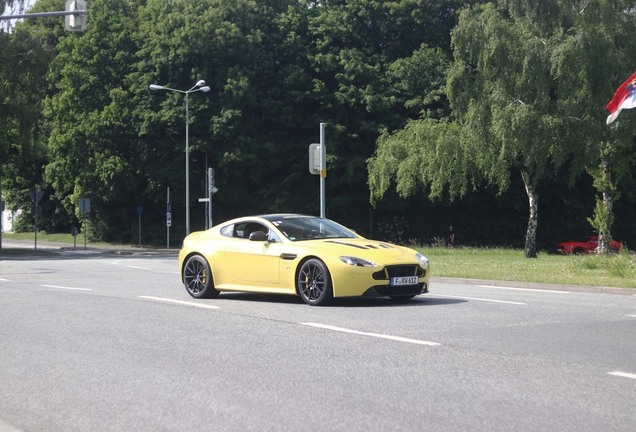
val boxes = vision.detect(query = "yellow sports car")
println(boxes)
[178,214,430,306]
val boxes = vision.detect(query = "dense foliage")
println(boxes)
[1,0,635,251]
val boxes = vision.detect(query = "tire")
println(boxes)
[389,295,416,301]
[183,254,219,299]
[573,248,584,255]
[297,259,333,306]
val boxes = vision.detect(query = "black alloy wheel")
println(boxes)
[183,255,219,299]
[297,259,333,306]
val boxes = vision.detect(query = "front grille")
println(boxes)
[372,265,425,280]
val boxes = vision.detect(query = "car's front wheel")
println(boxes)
[297,259,333,306]
[183,254,219,299]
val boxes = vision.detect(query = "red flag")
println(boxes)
[606,70,636,124]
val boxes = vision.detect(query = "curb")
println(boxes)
[430,276,636,296]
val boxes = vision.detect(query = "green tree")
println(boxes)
[43,0,141,241]
[1,0,60,244]
[369,0,636,257]
[307,0,463,228]
[550,2,636,253]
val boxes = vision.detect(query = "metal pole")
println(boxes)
[185,92,190,236]
[0,10,86,20]
[320,122,326,218]
[0,166,3,249]
[204,156,208,230]
[208,168,213,228]
[167,187,170,249]
[83,211,87,250]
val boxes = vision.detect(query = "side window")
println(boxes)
[232,222,269,239]
[220,224,234,237]
[233,223,249,238]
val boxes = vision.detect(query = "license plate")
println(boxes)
[391,276,418,286]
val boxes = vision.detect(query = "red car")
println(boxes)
[556,236,622,255]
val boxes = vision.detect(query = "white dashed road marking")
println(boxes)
[477,285,571,294]
[139,296,220,310]
[41,285,92,291]
[127,266,151,270]
[608,371,636,380]
[434,294,526,305]
[300,323,441,346]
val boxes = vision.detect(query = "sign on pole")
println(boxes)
[309,144,321,175]
[65,0,87,31]
[79,198,90,213]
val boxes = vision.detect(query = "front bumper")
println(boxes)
[363,282,428,297]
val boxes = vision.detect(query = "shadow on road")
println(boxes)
[213,292,467,307]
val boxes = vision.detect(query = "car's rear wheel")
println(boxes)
[574,247,584,255]
[297,259,333,306]
[183,254,219,299]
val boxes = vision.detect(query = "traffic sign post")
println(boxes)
[137,205,144,246]
[208,168,217,229]
[166,187,170,249]
[71,227,78,249]
[29,191,44,250]
[1,1,87,32]
[308,123,326,217]
[79,198,90,249]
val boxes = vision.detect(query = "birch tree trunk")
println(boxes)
[521,168,538,258]
[596,160,613,254]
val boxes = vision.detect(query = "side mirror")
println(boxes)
[249,231,268,242]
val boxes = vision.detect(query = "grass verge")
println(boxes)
[417,246,636,289]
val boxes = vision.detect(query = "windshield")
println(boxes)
[265,216,358,242]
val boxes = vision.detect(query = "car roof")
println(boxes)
[259,214,318,221]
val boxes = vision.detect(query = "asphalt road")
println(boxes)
[1,249,635,431]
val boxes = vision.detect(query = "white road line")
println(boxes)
[0,278,9,281]
[41,284,92,291]
[300,323,441,346]
[434,294,525,305]
[626,315,636,318]
[127,266,151,270]
[477,285,571,294]
[139,296,220,309]
[608,371,636,380]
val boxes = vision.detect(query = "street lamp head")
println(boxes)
[200,86,211,92]
[149,84,164,90]
[195,80,206,87]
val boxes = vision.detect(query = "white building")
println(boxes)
[2,208,20,233]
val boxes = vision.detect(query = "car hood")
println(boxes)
[304,238,421,263]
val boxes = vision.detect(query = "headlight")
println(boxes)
[340,256,377,267]
[415,252,429,266]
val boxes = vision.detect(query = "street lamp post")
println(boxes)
[149,80,210,235]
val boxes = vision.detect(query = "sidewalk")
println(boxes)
[0,238,179,256]
[429,276,635,296]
